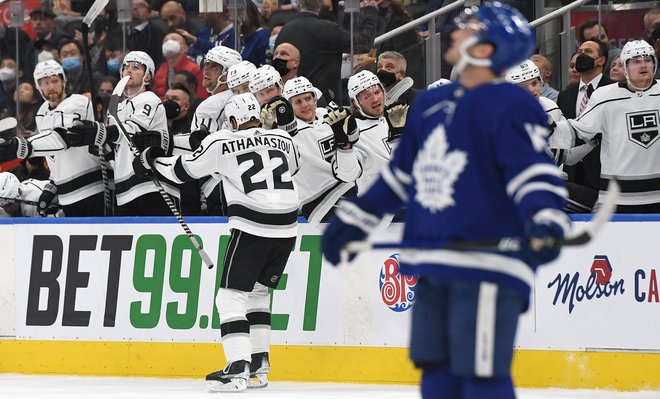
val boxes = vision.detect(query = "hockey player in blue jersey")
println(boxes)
[322,2,570,399]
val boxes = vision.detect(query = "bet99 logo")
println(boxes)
[379,254,418,312]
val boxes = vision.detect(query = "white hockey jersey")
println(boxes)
[32,94,104,205]
[153,127,301,237]
[110,90,178,206]
[352,116,396,193]
[0,179,62,217]
[293,116,358,223]
[190,89,233,132]
[569,81,660,206]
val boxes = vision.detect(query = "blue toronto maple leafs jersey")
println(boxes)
[343,81,568,296]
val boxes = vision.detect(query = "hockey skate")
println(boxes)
[205,360,250,392]
[248,352,270,389]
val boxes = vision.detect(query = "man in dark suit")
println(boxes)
[274,0,378,104]
[557,39,614,212]
[126,0,165,66]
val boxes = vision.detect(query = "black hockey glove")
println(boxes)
[63,121,119,148]
[188,125,210,151]
[384,102,409,142]
[132,146,165,177]
[260,96,297,136]
[37,182,58,217]
[0,136,30,162]
[324,109,359,149]
[132,130,174,155]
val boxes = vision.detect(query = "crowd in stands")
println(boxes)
[0,1,658,217]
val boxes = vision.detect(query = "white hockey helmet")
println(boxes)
[0,172,20,206]
[33,60,66,100]
[123,51,156,86]
[249,64,283,93]
[620,40,658,85]
[348,70,383,102]
[227,60,257,89]
[224,93,261,130]
[283,76,319,101]
[205,46,243,73]
[505,59,541,84]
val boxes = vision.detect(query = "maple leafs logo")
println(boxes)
[412,125,467,213]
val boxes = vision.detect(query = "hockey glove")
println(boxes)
[522,209,570,268]
[132,146,165,177]
[132,130,174,155]
[260,96,297,136]
[0,136,30,162]
[64,121,119,148]
[188,125,209,151]
[322,215,368,266]
[324,109,359,149]
[384,102,409,142]
[37,182,58,217]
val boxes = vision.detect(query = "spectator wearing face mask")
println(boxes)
[58,40,91,98]
[163,83,193,134]
[376,50,416,106]
[153,32,207,100]
[0,57,18,110]
[271,42,300,85]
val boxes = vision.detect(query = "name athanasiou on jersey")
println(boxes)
[110,90,178,205]
[33,94,104,205]
[153,127,301,238]
[346,82,567,297]
[568,81,660,206]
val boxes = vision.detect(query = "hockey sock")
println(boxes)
[247,282,271,354]
[216,288,251,363]
[462,376,515,399]
[420,365,462,399]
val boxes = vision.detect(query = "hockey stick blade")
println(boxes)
[82,0,109,26]
[107,77,215,269]
[340,180,620,263]
[0,117,18,132]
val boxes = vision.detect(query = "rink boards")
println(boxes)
[0,215,659,390]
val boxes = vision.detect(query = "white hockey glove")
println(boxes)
[260,96,297,136]
[384,102,409,142]
[324,109,359,149]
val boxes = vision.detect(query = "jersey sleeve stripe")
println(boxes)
[506,164,563,196]
[381,166,408,202]
[173,157,194,182]
[393,167,412,185]
[227,204,298,226]
[512,182,568,204]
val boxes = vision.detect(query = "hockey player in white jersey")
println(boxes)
[132,93,300,392]
[0,172,61,217]
[0,60,104,216]
[283,76,360,222]
[252,65,298,137]
[561,40,660,212]
[227,60,257,95]
[344,70,409,193]
[191,46,242,132]
[323,3,569,399]
[61,51,176,215]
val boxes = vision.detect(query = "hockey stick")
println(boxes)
[0,117,18,132]
[384,77,414,106]
[108,76,215,269]
[340,180,620,263]
[0,196,63,209]
[82,0,112,216]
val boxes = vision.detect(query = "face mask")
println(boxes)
[575,53,596,73]
[271,58,290,77]
[162,40,181,58]
[376,69,397,87]
[652,26,660,43]
[163,99,181,119]
[107,58,121,74]
[98,93,111,109]
[377,4,389,16]
[0,67,16,83]
[61,56,82,73]
[268,35,277,51]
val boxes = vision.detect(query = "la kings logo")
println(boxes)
[317,135,335,163]
[412,125,467,213]
[627,110,660,148]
